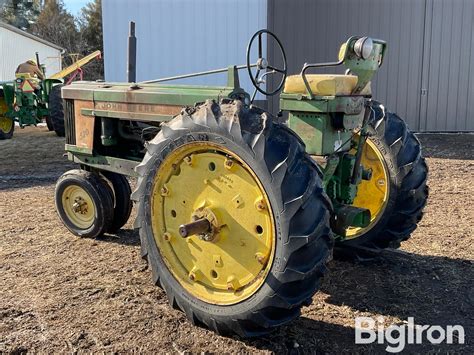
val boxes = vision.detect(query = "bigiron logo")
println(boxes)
[355,316,465,353]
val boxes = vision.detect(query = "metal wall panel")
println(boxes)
[102,0,267,97]
[0,27,62,81]
[420,0,474,131]
[268,0,426,130]
[269,0,474,131]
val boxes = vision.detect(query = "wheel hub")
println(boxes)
[62,185,96,229]
[72,197,88,214]
[151,142,275,305]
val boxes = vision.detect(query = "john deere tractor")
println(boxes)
[55,30,428,336]
[0,51,101,139]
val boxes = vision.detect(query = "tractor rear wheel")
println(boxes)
[49,84,65,137]
[102,171,133,233]
[133,99,333,336]
[55,169,114,238]
[338,102,428,252]
[0,94,13,139]
[0,116,14,140]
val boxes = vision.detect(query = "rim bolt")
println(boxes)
[377,179,385,186]
[224,158,234,169]
[255,199,266,211]
[226,275,239,290]
[189,266,199,281]
[255,252,265,264]
[184,156,192,165]
[160,185,169,196]
[163,232,171,242]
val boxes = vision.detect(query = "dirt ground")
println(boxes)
[0,126,472,353]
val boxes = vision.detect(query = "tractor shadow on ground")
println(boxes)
[242,251,473,353]
[98,228,141,247]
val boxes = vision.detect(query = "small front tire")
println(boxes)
[102,172,132,233]
[55,169,114,238]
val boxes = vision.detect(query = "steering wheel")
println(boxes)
[246,29,287,96]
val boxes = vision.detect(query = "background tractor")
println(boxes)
[54,30,428,337]
[0,50,101,139]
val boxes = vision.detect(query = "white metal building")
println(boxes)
[102,0,266,97]
[0,21,62,81]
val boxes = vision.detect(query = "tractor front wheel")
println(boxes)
[133,100,333,336]
[55,169,114,238]
[102,171,133,233]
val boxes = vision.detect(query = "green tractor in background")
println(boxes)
[54,30,428,336]
[0,51,101,140]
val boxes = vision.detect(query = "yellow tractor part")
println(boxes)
[284,74,358,96]
[346,138,389,238]
[0,116,12,133]
[0,99,12,133]
[48,50,101,80]
[151,142,275,305]
[61,185,96,229]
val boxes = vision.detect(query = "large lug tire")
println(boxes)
[102,171,133,233]
[339,101,428,251]
[133,99,333,337]
[55,169,114,238]
[49,84,65,137]
[0,117,14,140]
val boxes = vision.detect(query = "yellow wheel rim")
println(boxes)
[346,138,389,239]
[151,142,275,305]
[62,185,96,229]
[0,116,13,133]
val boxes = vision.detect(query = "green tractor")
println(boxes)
[55,31,428,336]
[0,51,101,139]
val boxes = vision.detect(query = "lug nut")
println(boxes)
[226,275,239,290]
[160,185,169,196]
[224,158,234,169]
[255,252,265,264]
[255,199,266,211]
[72,202,81,212]
[184,156,192,165]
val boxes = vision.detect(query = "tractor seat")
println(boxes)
[283,74,359,96]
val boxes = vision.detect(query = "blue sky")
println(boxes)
[63,0,91,17]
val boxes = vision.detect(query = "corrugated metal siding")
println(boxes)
[0,27,62,81]
[420,0,474,131]
[102,0,267,97]
[267,0,426,131]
